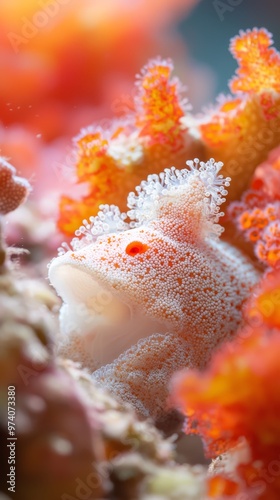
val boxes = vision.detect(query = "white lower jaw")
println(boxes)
[52,264,167,371]
[59,301,168,371]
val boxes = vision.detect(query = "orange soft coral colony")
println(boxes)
[227,146,280,269]
[58,29,280,238]
[198,29,280,201]
[227,143,280,269]
[49,159,259,419]
[229,28,280,95]
[57,58,201,236]
[172,328,280,454]
[172,269,280,498]
[58,128,119,235]
[58,125,146,236]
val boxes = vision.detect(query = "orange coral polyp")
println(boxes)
[228,143,280,269]
[248,270,280,328]
[125,241,148,256]
[256,221,280,268]
[135,58,186,148]
[230,28,280,95]
[239,207,275,231]
[220,98,241,113]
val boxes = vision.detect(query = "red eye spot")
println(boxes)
[126,241,148,256]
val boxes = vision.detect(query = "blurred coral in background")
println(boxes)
[0,0,198,141]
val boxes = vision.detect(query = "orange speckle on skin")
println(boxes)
[71,253,86,261]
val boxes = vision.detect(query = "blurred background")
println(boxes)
[1,0,279,137]
[181,0,280,105]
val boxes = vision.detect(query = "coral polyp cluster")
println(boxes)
[135,58,189,149]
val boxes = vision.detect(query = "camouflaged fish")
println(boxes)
[49,159,259,419]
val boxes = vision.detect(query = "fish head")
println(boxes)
[48,224,184,369]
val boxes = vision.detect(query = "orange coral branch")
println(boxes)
[230,28,280,95]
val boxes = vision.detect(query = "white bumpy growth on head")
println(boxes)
[127,158,231,241]
[58,158,231,256]
[58,204,129,256]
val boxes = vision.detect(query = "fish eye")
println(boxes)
[125,241,148,256]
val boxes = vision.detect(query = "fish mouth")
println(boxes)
[49,261,168,371]
[50,263,130,325]
[49,262,136,368]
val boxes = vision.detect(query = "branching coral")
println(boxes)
[58,28,280,236]
[135,58,189,149]
[229,28,280,95]
[49,159,258,421]
[199,28,280,203]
